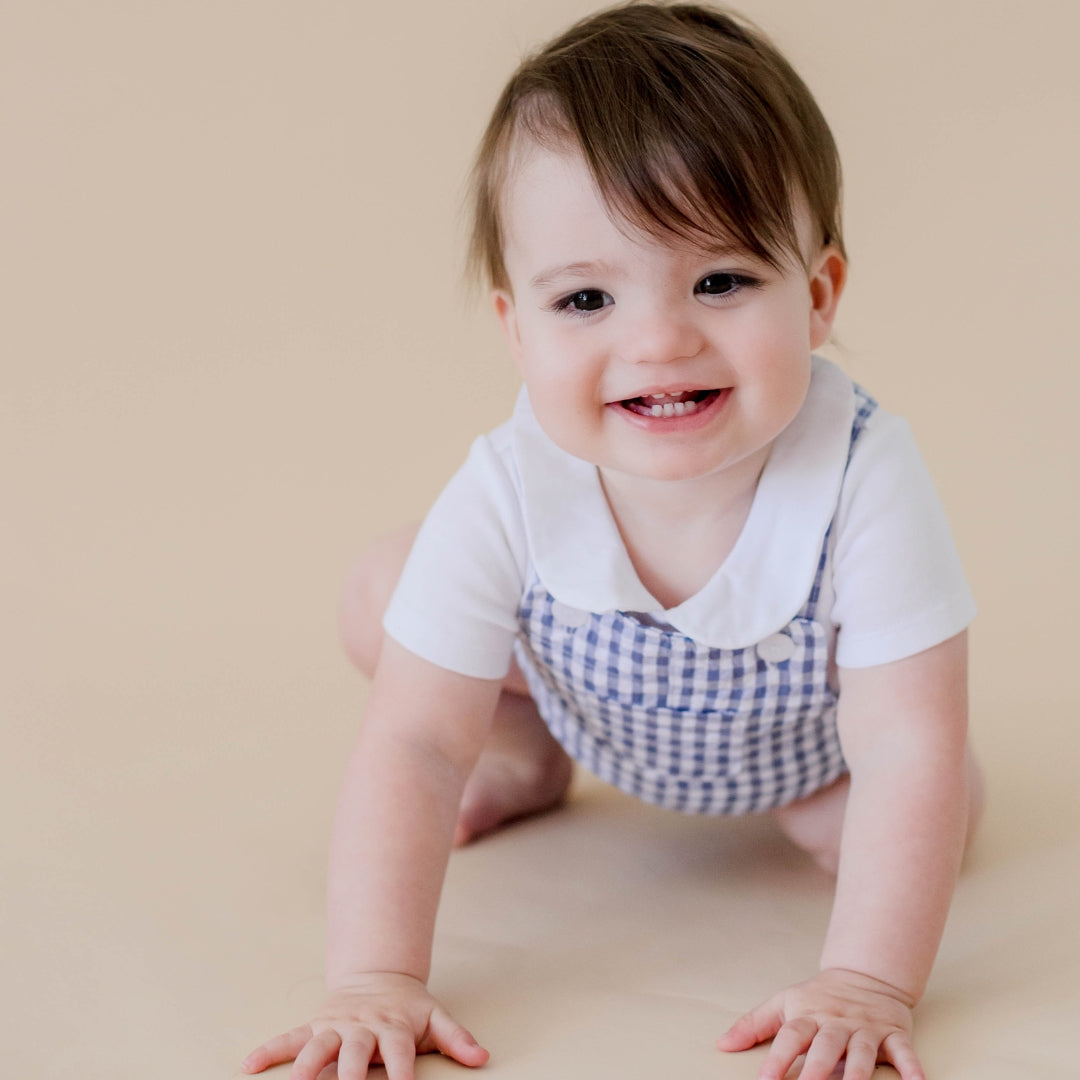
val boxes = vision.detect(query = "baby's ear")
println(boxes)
[492,290,523,363]
[808,248,847,349]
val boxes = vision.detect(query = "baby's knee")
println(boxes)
[771,774,849,875]
[339,522,420,676]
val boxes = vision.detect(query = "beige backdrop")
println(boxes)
[4,2,1078,1078]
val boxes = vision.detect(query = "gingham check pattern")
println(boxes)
[512,385,878,816]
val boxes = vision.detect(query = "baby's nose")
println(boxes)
[623,308,704,365]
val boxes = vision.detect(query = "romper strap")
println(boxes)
[801,384,879,623]
[802,523,832,621]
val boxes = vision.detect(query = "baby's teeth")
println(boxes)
[638,393,702,417]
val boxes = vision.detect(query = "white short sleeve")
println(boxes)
[831,409,976,668]
[381,429,529,680]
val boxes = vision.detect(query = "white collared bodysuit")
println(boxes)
[383,357,976,814]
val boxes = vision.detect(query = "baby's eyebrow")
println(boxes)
[528,245,752,291]
[529,260,618,290]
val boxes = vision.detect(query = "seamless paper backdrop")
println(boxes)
[3,2,1078,1078]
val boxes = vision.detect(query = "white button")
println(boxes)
[551,601,589,628]
[757,632,796,664]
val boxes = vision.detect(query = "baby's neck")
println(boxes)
[599,447,770,610]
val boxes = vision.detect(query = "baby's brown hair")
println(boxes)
[468,1,844,291]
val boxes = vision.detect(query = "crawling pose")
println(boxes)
[244,5,984,1079]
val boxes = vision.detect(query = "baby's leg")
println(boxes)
[769,747,986,875]
[340,523,573,846]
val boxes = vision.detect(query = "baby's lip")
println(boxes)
[612,384,718,404]
[610,386,722,407]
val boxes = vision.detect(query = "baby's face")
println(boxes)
[492,142,845,485]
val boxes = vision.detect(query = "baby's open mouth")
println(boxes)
[620,389,721,417]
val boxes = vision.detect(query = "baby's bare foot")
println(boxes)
[452,691,573,846]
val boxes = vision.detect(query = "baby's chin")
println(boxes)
[594,431,784,492]
[529,408,768,487]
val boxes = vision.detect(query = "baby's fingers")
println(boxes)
[292,1027,342,1080]
[241,1024,314,1073]
[716,995,784,1052]
[423,1005,491,1068]
[881,1031,926,1080]
[839,1034,881,1080]
[758,1017,818,1080]
[374,1024,419,1080]
[337,1032,379,1080]
[797,1024,852,1080]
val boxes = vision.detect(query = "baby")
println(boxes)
[243,4,984,1079]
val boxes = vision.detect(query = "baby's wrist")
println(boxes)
[817,966,920,1009]
[325,968,427,994]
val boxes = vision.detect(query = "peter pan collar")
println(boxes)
[511,355,855,648]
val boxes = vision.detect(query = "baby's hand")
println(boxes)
[241,972,489,1080]
[716,968,923,1080]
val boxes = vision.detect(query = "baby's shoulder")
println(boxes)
[430,414,529,547]
[481,413,517,462]
[461,415,523,500]
[850,382,879,438]
[842,389,921,480]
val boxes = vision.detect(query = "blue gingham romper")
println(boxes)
[512,387,877,816]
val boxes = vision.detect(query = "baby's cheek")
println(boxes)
[762,340,812,391]
[526,394,592,457]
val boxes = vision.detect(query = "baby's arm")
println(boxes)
[243,636,503,1080]
[719,631,974,1080]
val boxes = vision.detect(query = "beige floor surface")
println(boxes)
[4,1,1079,1077]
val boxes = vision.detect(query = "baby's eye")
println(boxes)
[695,272,760,298]
[554,289,613,315]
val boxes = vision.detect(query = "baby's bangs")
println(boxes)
[576,119,802,271]
[536,31,808,268]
